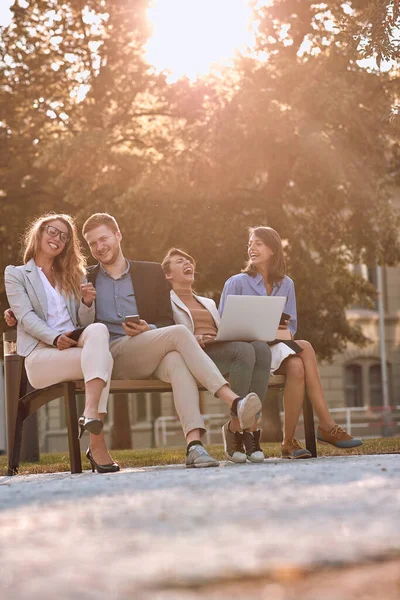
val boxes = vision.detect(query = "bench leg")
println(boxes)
[63,382,82,474]
[7,403,24,476]
[4,354,24,476]
[303,393,317,457]
[19,370,40,463]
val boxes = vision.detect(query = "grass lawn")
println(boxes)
[0,437,399,476]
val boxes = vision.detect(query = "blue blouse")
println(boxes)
[218,272,297,336]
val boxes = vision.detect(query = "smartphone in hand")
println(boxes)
[124,315,141,326]
[279,312,291,326]
[67,327,86,342]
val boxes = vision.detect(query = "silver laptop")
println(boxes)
[215,295,287,342]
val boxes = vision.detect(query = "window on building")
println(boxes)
[344,364,363,407]
[369,363,392,407]
[369,364,382,407]
[367,267,378,289]
[349,264,379,310]
[344,360,392,410]
[132,392,163,423]
[134,392,148,422]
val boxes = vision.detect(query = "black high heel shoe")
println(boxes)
[86,448,120,474]
[78,416,103,439]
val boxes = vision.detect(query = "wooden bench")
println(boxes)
[3,334,317,476]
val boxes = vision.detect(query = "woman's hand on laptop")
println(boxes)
[278,319,290,330]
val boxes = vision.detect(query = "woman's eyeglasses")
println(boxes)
[44,225,70,244]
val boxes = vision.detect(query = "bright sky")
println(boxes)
[0,0,388,80]
[145,0,256,82]
[0,0,14,27]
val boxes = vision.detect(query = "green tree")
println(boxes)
[343,0,400,65]
[130,0,400,359]
[1,0,399,364]
[0,0,207,318]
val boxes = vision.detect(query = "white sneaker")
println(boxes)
[243,430,265,463]
[235,393,262,430]
[185,444,219,468]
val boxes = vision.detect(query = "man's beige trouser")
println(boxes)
[25,323,113,414]
[110,324,228,437]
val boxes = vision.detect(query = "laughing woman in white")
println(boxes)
[162,248,272,464]
[4,213,118,473]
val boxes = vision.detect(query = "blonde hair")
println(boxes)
[82,213,119,237]
[23,213,86,298]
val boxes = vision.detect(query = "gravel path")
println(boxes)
[0,454,399,599]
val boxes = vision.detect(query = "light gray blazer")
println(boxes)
[170,289,220,333]
[4,258,95,357]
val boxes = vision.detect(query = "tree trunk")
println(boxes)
[111,393,132,449]
[261,388,283,443]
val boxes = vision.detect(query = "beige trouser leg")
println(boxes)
[110,324,227,394]
[25,323,113,413]
[154,351,205,437]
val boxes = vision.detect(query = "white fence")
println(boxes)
[154,413,227,447]
[321,405,400,437]
[154,405,400,447]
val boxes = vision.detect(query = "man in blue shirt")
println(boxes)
[81,213,262,468]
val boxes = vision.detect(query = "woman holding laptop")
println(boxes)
[219,226,362,458]
[162,248,272,464]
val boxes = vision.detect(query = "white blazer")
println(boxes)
[170,289,220,333]
[5,258,95,357]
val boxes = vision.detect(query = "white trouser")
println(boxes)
[25,323,113,414]
[110,325,229,436]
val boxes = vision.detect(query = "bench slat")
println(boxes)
[74,374,286,394]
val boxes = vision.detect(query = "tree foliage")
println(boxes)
[345,0,400,65]
[1,0,399,360]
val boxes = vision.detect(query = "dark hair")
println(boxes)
[242,226,286,285]
[161,248,196,274]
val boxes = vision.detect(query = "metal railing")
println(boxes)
[154,405,400,447]
[154,414,227,447]
[324,405,400,436]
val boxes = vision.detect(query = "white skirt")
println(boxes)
[270,342,297,374]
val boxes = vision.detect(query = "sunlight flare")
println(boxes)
[145,0,255,81]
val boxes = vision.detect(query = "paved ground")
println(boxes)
[0,454,399,600]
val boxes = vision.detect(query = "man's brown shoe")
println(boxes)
[281,438,312,459]
[317,425,363,448]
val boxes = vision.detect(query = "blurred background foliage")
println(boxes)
[1,0,400,360]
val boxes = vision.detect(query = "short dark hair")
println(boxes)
[161,248,196,274]
[242,226,286,284]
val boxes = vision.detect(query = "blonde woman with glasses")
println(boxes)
[4,213,118,473]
